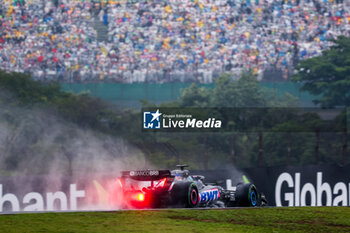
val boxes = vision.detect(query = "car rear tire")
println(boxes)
[171,182,199,208]
[235,183,259,207]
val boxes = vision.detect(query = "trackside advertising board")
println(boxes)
[0,165,350,212]
[244,165,350,207]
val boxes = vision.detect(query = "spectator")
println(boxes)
[0,0,349,83]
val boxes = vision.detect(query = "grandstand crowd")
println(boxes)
[0,0,349,83]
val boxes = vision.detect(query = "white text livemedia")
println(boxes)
[162,118,222,128]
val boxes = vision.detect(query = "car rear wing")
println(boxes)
[121,170,174,181]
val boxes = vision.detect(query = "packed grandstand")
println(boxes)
[0,0,349,83]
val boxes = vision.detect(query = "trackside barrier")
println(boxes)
[0,165,349,212]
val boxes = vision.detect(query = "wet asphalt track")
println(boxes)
[0,206,273,215]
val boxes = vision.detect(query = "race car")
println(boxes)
[112,165,267,209]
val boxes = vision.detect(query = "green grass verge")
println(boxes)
[0,207,350,233]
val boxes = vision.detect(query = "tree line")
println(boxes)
[0,36,349,171]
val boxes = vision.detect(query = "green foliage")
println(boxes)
[172,71,348,168]
[292,36,350,107]
[179,83,211,107]
[179,71,299,108]
[1,70,345,170]
[170,71,303,168]
[0,71,63,104]
[213,72,267,107]
[53,94,107,128]
[0,71,110,128]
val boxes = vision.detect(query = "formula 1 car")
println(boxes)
[113,165,267,208]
